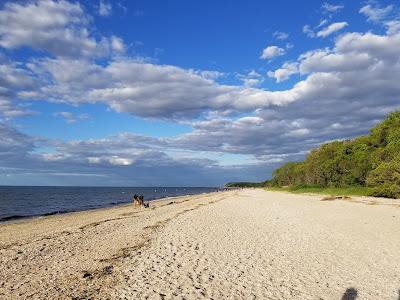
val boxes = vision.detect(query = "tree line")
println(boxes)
[269,111,400,198]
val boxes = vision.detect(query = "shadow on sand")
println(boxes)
[342,288,358,300]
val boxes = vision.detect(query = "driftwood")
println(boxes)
[321,195,352,201]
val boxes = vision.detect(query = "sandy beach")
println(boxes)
[0,189,399,299]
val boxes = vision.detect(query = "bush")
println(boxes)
[368,184,400,199]
[366,156,400,198]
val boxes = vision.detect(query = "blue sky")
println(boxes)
[0,0,400,186]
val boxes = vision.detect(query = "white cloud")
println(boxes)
[236,116,264,126]
[19,26,400,124]
[317,22,348,37]
[54,111,76,123]
[110,36,126,53]
[237,70,264,87]
[335,31,400,60]
[170,30,400,158]
[303,25,315,38]
[285,128,311,137]
[273,31,289,40]
[360,4,393,23]
[109,156,133,166]
[321,3,344,14]
[0,60,37,118]
[24,58,301,119]
[298,49,371,73]
[316,19,329,29]
[242,78,262,87]
[98,0,112,17]
[260,46,285,60]
[197,70,224,80]
[0,0,121,58]
[267,62,299,82]
[285,42,294,50]
[305,20,348,39]
[385,20,400,35]
[359,3,400,36]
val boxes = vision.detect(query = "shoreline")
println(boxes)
[0,189,223,225]
[0,189,228,246]
[0,189,237,299]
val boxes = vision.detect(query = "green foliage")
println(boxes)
[270,111,400,198]
[366,155,400,198]
[267,185,374,197]
[225,181,269,188]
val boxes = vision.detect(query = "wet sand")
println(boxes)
[1,189,399,299]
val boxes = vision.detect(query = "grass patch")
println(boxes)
[266,185,374,197]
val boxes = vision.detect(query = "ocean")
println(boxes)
[0,186,221,222]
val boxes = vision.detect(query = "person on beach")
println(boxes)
[132,194,142,207]
[132,194,148,208]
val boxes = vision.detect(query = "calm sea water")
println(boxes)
[0,186,221,222]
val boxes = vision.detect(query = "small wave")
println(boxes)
[42,210,71,216]
[0,210,72,222]
[0,215,28,222]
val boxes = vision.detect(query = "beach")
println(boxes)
[0,189,399,299]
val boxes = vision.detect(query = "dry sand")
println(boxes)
[0,189,399,299]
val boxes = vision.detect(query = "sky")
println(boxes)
[0,0,400,186]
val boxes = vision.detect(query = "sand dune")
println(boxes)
[1,189,399,299]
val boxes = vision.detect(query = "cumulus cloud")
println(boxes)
[110,36,126,53]
[316,22,348,37]
[161,30,400,163]
[0,59,38,118]
[21,58,301,119]
[260,46,285,60]
[15,30,400,128]
[267,62,299,82]
[298,49,371,73]
[0,0,122,58]
[385,20,400,35]
[237,70,264,87]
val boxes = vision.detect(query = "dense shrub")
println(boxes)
[270,111,400,198]
[366,156,400,198]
